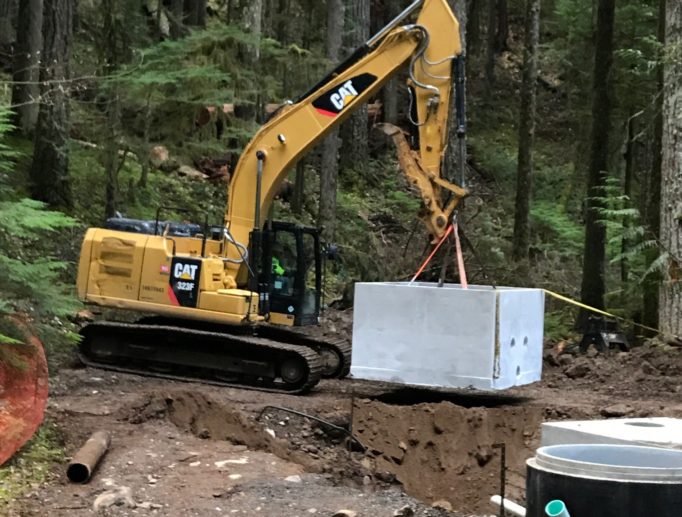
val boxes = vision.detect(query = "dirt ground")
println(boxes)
[6,311,682,517]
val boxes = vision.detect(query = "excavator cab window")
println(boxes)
[259,222,321,325]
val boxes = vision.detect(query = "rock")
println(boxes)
[393,505,415,516]
[543,351,560,367]
[265,428,276,438]
[362,475,372,486]
[177,165,206,180]
[332,511,357,517]
[149,145,170,168]
[360,457,374,470]
[564,361,590,379]
[558,354,574,366]
[137,502,163,510]
[601,404,632,417]
[92,486,136,512]
[75,309,95,323]
[641,361,659,375]
[431,500,453,511]
[474,448,493,466]
[375,471,396,483]
[302,444,319,454]
[284,475,302,483]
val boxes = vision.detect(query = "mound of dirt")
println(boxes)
[541,342,682,402]
[353,398,543,514]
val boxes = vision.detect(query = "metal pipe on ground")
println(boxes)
[66,431,111,483]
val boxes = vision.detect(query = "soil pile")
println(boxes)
[353,398,543,514]
[541,342,682,403]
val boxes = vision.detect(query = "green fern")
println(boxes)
[0,105,80,325]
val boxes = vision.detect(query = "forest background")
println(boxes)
[0,0,681,357]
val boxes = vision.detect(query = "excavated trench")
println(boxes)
[121,389,542,514]
[353,397,543,513]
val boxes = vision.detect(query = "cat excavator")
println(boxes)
[76,0,468,394]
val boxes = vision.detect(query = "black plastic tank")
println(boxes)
[526,444,682,517]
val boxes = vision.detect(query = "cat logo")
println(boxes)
[313,73,378,117]
[169,258,202,308]
[330,80,359,111]
[174,263,198,280]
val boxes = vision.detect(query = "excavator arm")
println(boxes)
[224,0,467,275]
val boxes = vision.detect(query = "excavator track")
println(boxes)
[79,321,323,394]
[136,317,352,379]
[245,326,352,379]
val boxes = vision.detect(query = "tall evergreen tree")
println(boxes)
[659,0,682,337]
[512,0,540,262]
[319,0,344,240]
[29,0,74,208]
[642,0,665,330]
[11,0,43,135]
[339,0,369,171]
[444,0,468,187]
[579,0,616,313]
[0,0,16,47]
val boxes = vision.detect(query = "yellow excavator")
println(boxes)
[76,0,467,393]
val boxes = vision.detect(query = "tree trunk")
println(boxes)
[467,0,481,57]
[183,0,206,26]
[195,0,206,27]
[642,0,665,331]
[183,0,197,25]
[444,0,468,186]
[382,0,400,125]
[319,0,343,241]
[275,0,289,45]
[235,0,262,122]
[138,94,153,188]
[484,0,496,90]
[169,0,184,38]
[292,159,305,215]
[659,0,682,337]
[512,0,540,262]
[103,96,121,220]
[241,0,262,61]
[11,0,43,135]
[0,0,16,47]
[579,0,616,313]
[29,0,74,209]
[621,113,636,286]
[495,0,509,52]
[339,0,369,171]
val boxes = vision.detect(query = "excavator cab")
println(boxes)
[258,222,322,327]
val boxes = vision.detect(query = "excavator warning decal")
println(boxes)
[313,73,378,117]
[169,258,202,307]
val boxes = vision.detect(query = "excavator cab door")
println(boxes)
[259,222,321,326]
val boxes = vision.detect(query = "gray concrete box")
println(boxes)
[541,418,682,450]
[350,282,545,390]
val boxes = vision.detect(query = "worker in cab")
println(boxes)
[272,256,285,276]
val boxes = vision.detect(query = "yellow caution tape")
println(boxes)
[543,289,680,343]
